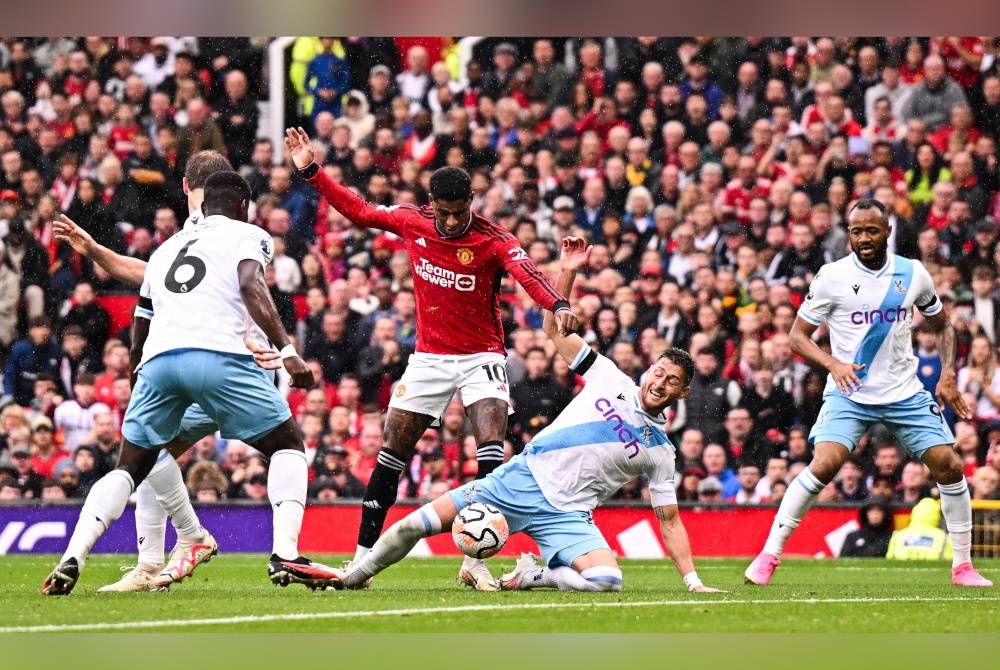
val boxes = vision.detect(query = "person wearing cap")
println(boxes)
[7,437,43,498]
[367,63,398,118]
[678,465,707,501]
[680,52,724,119]
[959,217,999,285]
[696,475,724,503]
[28,414,69,480]
[548,195,578,241]
[482,42,519,101]
[132,37,175,89]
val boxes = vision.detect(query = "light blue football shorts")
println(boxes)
[123,348,291,450]
[809,388,955,458]
[448,455,609,567]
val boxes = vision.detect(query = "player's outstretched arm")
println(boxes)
[653,504,724,593]
[52,214,148,286]
[284,126,401,235]
[924,310,973,420]
[789,316,865,396]
[237,259,313,388]
[543,237,589,362]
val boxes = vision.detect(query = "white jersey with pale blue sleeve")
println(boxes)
[138,214,274,366]
[798,253,941,405]
[522,343,677,513]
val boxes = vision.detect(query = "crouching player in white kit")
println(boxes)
[329,238,722,593]
[42,172,340,595]
[745,199,992,588]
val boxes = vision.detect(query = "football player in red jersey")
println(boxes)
[285,127,579,590]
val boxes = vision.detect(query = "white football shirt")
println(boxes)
[139,214,273,365]
[523,343,678,512]
[798,253,942,405]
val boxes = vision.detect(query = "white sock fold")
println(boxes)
[146,454,201,539]
[538,566,601,591]
[268,449,307,560]
[134,480,167,566]
[763,468,825,558]
[61,470,134,569]
[938,480,973,568]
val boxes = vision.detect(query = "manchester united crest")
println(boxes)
[456,248,474,265]
[395,384,406,397]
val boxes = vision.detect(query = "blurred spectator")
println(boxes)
[4,316,60,406]
[839,496,893,557]
[886,497,952,560]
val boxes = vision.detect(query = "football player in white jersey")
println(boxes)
[328,238,722,593]
[745,199,992,588]
[43,172,339,595]
[52,151,277,592]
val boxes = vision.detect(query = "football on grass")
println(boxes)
[452,503,509,559]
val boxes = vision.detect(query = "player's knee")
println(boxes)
[580,566,623,592]
[807,459,838,484]
[934,460,964,485]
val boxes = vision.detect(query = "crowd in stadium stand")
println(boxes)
[0,36,999,513]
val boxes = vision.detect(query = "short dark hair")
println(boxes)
[848,198,888,221]
[525,346,547,358]
[658,347,695,386]
[185,150,234,189]
[202,171,252,211]
[429,166,472,201]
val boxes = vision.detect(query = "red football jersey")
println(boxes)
[307,168,567,356]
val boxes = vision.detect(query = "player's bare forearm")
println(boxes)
[926,310,972,418]
[238,260,291,350]
[926,311,957,373]
[789,318,837,371]
[97,252,147,286]
[655,505,696,577]
[542,269,576,336]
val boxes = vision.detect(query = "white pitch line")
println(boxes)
[1,595,993,634]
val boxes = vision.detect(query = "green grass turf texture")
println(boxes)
[1,554,997,634]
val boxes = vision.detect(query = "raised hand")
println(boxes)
[284,126,315,170]
[52,214,97,257]
[560,236,592,272]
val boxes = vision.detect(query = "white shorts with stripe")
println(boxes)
[389,352,512,419]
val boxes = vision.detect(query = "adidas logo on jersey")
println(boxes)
[362,500,382,510]
[415,237,427,247]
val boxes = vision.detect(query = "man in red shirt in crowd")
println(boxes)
[93,339,130,407]
[720,155,772,224]
[285,126,579,591]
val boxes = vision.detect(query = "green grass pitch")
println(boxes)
[1,554,998,633]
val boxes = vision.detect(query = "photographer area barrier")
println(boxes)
[0,503,865,558]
